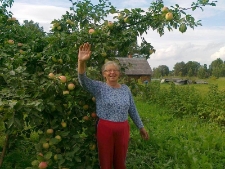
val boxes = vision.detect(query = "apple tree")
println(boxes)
[0,0,217,168]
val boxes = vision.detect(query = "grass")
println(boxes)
[127,101,225,169]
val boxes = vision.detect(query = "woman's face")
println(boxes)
[103,64,120,83]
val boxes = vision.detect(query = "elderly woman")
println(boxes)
[78,43,149,169]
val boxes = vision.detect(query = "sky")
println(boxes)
[7,0,225,70]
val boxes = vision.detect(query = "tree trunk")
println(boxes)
[0,134,9,167]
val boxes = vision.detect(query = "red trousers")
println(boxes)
[97,119,130,169]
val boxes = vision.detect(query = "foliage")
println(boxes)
[135,79,225,126]
[1,138,37,169]
[0,0,218,168]
[161,57,225,78]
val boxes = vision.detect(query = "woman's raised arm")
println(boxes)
[78,43,91,74]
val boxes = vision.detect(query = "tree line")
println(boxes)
[152,58,225,79]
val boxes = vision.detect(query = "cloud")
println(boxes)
[148,41,225,70]
[211,46,225,60]
[10,2,69,31]
[146,29,225,68]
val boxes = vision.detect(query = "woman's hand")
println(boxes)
[78,43,92,62]
[140,127,149,140]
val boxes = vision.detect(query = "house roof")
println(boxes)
[116,57,152,75]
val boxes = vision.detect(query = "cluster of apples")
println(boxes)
[162,6,173,21]
[7,39,25,54]
[88,21,114,35]
[48,73,76,95]
[37,127,66,169]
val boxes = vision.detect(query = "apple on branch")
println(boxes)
[162,6,169,13]
[63,91,70,95]
[92,97,96,102]
[39,161,48,169]
[101,52,107,57]
[55,135,62,141]
[46,129,54,134]
[83,116,89,121]
[91,112,97,118]
[48,73,55,79]
[42,143,49,149]
[165,12,173,21]
[83,104,89,110]
[59,76,67,83]
[8,39,14,45]
[17,43,23,47]
[54,154,58,160]
[61,121,67,128]
[68,83,75,90]
[107,21,113,28]
[88,28,95,34]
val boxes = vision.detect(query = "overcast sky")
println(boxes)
[8,0,225,70]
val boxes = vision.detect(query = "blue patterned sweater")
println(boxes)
[78,73,144,129]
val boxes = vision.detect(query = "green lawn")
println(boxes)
[127,101,225,169]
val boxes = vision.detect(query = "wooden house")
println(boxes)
[116,57,152,82]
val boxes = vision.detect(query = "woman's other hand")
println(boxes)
[140,127,149,140]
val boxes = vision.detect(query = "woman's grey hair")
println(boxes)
[101,60,121,74]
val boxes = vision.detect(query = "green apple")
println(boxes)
[48,73,55,79]
[68,83,75,90]
[43,143,49,149]
[55,135,62,141]
[162,7,169,13]
[63,91,69,95]
[165,12,173,21]
[46,129,54,134]
[54,154,58,160]
[61,122,67,128]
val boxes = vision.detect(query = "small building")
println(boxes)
[116,57,152,82]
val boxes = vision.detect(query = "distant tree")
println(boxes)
[174,61,186,76]
[186,61,200,77]
[197,66,207,79]
[152,65,169,78]
[221,64,225,77]
[158,65,169,76]
[152,67,161,78]
[210,58,224,78]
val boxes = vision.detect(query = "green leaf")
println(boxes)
[58,159,65,166]
[7,118,14,129]
[75,156,81,162]
[14,118,22,128]
[49,138,59,145]
[44,151,52,160]
[14,100,24,110]
[60,131,70,137]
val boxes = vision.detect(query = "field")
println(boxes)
[161,77,225,94]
